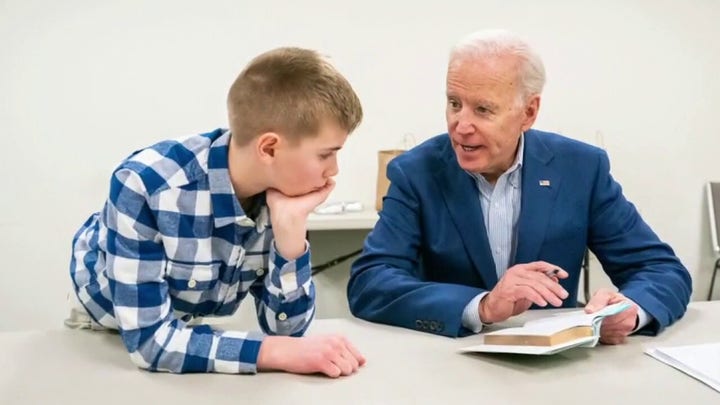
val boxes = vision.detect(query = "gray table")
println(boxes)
[2,302,718,404]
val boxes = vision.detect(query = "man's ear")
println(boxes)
[521,94,541,132]
[256,132,281,162]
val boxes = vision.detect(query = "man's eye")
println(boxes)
[319,153,333,160]
[448,100,460,108]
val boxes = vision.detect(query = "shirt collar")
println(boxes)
[507,133,524,188]
[207,130,269,232]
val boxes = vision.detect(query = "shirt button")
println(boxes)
[188,279,197,288]
[238,218,254,226]
[278,312,288,321]
[255,268,265,277]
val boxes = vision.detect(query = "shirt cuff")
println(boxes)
[462,292,490,333]
[633,304,652,333]
[269,240,311,297]
[212,330,266,374]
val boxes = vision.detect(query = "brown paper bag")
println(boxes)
[375,149,405,211]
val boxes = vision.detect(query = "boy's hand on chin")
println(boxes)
[266,179,335,259]
[266,178,336,219]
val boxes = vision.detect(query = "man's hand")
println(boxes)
[479,261,569,324]
[257,334,366,378]
[266,179,335,259]
[585,289,639,345]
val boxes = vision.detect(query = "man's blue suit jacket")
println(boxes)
[348,129,691,337]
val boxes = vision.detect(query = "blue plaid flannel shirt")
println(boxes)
[69,129,315,374]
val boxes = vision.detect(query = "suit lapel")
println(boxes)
[515,132,562,264]
[434,142,498,287]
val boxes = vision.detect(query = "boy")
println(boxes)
[67,47,365,377]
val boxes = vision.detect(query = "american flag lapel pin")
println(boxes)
[539,180,551,187]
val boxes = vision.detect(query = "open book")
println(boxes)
[459,301,631,355]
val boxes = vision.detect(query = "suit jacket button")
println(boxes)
[430,321,438,331]
[415,320,423,329]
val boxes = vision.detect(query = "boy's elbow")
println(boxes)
[127,345,183,374]
[128,351,157,372]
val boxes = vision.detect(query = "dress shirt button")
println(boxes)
[187,279,197,288]
[238,217,254,227]
[278,312,288,321]
[255,268,265,277]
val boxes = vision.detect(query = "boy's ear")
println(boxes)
[256,132,281,161]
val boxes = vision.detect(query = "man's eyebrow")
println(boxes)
[446,94,499,109]
[476,100,500,110]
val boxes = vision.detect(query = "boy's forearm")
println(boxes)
[256,335,293,371]
[272,215,308,260]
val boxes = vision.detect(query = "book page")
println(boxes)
[461,302,632,355]
[487,301,632,337]
[460,336,597,355]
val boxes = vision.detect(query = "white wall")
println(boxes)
[2,0,719,331]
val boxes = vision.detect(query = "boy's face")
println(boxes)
[269,121,348,197]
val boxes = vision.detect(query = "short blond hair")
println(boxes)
[227,47,363,145]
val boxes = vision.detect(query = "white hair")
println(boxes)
[450,29,546,101]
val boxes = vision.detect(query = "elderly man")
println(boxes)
[347,29,691,344]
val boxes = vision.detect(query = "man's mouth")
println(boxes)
[460,144,481,152]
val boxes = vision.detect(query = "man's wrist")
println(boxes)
[478,295,493,324]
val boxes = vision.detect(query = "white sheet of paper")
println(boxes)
[645,343,720,393]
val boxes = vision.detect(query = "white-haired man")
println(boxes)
[348,29,691,344]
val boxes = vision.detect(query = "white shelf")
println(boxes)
[307,209,379,231]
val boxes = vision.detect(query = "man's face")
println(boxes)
[445,54,538,179]
[270,121,347,197]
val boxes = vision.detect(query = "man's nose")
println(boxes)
[454,109,475,134]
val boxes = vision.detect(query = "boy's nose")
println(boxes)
[326,161,339,177]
